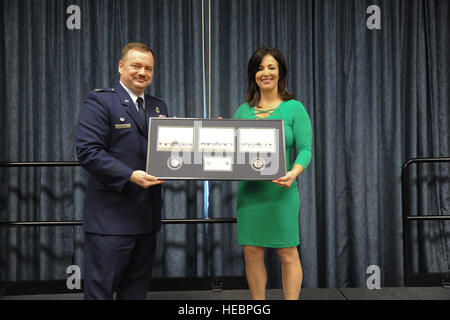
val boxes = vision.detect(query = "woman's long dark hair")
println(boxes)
[246,47,295,107]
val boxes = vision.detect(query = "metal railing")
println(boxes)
[0,161,236,227]
[401,157,450,286]
[3,159,450,288]
[0,161,238,295]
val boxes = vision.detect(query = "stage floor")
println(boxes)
[1,287,449,300]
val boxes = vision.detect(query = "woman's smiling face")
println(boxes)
[255,54,279,93]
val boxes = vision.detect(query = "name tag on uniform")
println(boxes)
[115,123,132,129]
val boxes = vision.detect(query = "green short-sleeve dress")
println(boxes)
[233,99,312,248]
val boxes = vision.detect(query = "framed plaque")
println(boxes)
[146,118,286,180]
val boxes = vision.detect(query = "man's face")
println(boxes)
[119,49,154,95]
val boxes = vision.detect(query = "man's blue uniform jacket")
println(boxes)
[75,83,168,235]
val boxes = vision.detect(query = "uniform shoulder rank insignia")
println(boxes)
[153,96,164,102]
[93,88,115,93]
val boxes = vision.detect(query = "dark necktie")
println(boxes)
[137,97,146,130]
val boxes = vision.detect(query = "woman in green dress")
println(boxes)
[233,47,312,300]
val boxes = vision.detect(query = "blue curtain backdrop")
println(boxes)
[0,0,449,289]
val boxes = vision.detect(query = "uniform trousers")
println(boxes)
[84,231,157,300]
